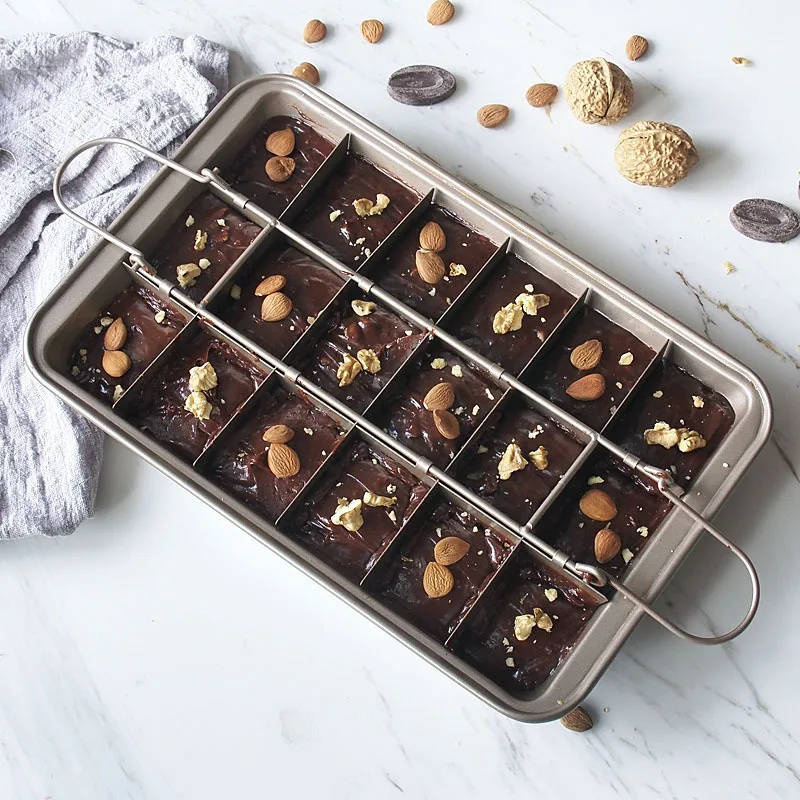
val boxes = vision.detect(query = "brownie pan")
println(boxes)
[26,75,772,722]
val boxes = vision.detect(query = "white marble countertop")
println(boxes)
[3,1,800,797]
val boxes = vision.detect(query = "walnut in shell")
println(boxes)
[614,121,699,187]
[564,58,633,125]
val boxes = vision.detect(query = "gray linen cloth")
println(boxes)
[0,32,229,539]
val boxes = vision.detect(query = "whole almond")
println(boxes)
[570,339,603,370]
[566,373,606,401]
[526,83,558,107]
[261,291,293,322]
[626,35,649,61]
[303,19,327,44]
[103,317,128,351]
[292,62,320,85]
[267,442,301,478]
[265,156,296,183]
[594,528,622,563]
[579,488,618,522]
[254,274,287,296]
[560,706,594,733]
[434,536,470,566]
[415,249,446,284]
[423,381,455,411]
[263,424,294,444]
[101,349,131,378]
[360,19,384,43]
[419,220,447,252]
[422,561,454,598]
[433,408,460,440]
[427,0,455,25]
[477,104,510,128]
[266,129,296,157]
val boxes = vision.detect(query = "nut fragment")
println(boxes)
[336,354,362,387]
[526,83,558,107]
[570,339,603,370]
[260,291,293,322]
[618,352,634,366]
[431,357,447,370]
[498,443,527,480]
[422,561,454,598]
[352,193,390,217]
[434,536,470,566]
[433,408,460,440]
[263,424,294,444]
[103,318,128,351]
[566,373,606,401]
[423,381,455,411]
[625,35,649,61]
[449,263,467,277]
[529,446,549,470]
[419,221,447,252]
[360,19,384,43]
[564,58,633,125]
[101,349,131,378]
[644,422,706,452]
[579,488,618,522]
[292,62,320,85]
[477,104,510,128]
[415,249,446,284]
[188,361,218,392]
[560,706,593,733]
[265,156,296,183]
[193,230,208,251]
[351,299,377,317]
[362,491,397,508]
[331,498,364,532]
[356,348,381,374]
[615,121,698,187]
[515,292,550,316]
[492,302,524,335]
[154,310,166,324]
[677,429,706,453]
[594,527,622,563]
[255,274,287,296]
[176,262,202,289]
[427,0,455,25]
[267,442,301,478]
[266,129,296,157]
[303,19,327,43]
[514,608,553,641]
[184,390,212,420]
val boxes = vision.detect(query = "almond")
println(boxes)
[419,221,446,252]
[415,249,445,284]
[360,19,384,43]
[566,373,606,401]
[625,35,649,61]
[292,62,320,85]
[101,349,131,378]
[434,536,470,566]
[261,291,293,322]
[433,408,460,440]
[427,0,455,25]
[594,527,622,564]
[422,561,454,598]
[267,442,301,478]
[266,129,295,157]
[265,156,296,183]
[303,19,327,43]
[570,339,603,370]
[560,706,593,733]
[526,83,558,107]
[103,317,128,351]
[262,424,294,444]
[579,488,618,522]
[254,274,287,296]
[477,104,510,128]
[423,381,455,411]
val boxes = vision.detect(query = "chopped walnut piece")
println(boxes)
[329,209,342,222]
[529,446,549,470]
[678,429,706,452]
[369,193,390,215]
[618,351,634,366]
[193,230,208,251]
[515,292,551,316]
[189,361,218,392]
[154,310,166,324]
[431,357,447,370]
[492,302,524,334]
[336,354,362,387]
[451,364,463,378]
[692,395,705,408]
[637,525,649,537]
[112,384,124,403]
[449,262,467,277]
[176,263,202,288]
[652,390,664,398]
[198,258,211,270]
[230,284,242,300]
[362,491,397,508]
[533,608,554,632]
[352,198,374,217]
[621,548,634,563]
[356,348,381,373]
[644,421,681,449]
[587,475,604,485]
[184,390,212,420]
[351,299,377,317]
[514,614,537,641]
[331,498,364,532]
[185,215,195,227]
[498,443,527,480]
[544,588,558,602]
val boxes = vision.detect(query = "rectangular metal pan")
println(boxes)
[25,75,772,722]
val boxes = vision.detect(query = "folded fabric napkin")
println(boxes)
[0,32,229,539]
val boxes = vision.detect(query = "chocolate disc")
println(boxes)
[387,65,457,106]
[729,198,800,243]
